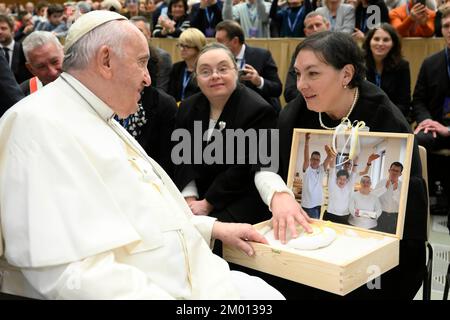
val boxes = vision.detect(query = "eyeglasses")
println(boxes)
[197,66,234,78]
[176,43,196,50]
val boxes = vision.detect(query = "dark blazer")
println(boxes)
[189,2,223,37]
[168,61,199,102]
[366,58,411,117]
[412,49,450,125]
[243,45,282,113]
[11,41,33,84]
[139,86,178,178]
[284,50,299,103]
[174,84,277,224]
[0,50,24,116]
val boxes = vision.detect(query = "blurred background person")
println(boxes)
[315,0,355,33]
[190,0,223,37]
[352,0,389,42]
[168,27,206,103]
[131,15,172,92]
[269,0,313,37]
[215,20,282,112]
[363,23,411,119]
[435,0,450,36]
[389,0,436,37]
[20,31,63,96]
[222,0,271,38]
[14,11,34,42]
[0,48,24,115]
[0,14,32,83]
[153,0,190,37]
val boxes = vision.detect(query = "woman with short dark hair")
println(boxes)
[363,23,411,118]
[265,31,426,299]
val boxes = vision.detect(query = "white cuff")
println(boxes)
[254,171,294,211]
[257,77,264,90]
[181,180,198,199]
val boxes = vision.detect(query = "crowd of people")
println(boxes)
[0,0,449,300]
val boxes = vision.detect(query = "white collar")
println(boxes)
[60,72,115,121]
[236,44,246,61]
[3,39,14,51]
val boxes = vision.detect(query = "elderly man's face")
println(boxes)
[26,42,64,85]
[110,25,151,118]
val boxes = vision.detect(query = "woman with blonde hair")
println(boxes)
[168,27,206,103]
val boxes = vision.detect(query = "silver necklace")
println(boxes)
[319,87,359,130]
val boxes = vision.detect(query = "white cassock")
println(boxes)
[0,72,283,300]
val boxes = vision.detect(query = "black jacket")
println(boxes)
[168,61,199,102]
[412,49,450,125]
[242,45,282,113]
[0,50,24,116]
[174,84,277,223]
[139,86,178,178]
[366,58,411,117]
[10,41,33,84]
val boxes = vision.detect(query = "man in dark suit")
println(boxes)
[412,7,450,215]
[215,20,282,113]
[0,48,24,116]
[0,14,33,84]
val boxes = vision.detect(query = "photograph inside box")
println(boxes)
[223,128,415,295]
[288,129,412,237]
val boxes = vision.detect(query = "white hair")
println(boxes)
[22,31,63,62]
[63,20,128,72]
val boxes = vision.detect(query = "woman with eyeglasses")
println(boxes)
[259,31,427,299]
[363,23,411,119]
[152,0,190,38]
[168,28,206,103]
[173,42,276,230]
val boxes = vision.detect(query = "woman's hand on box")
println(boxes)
[270,192,313,244]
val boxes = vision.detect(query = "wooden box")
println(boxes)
[223,129,414,296]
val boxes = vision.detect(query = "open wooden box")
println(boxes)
[223,129,414,296]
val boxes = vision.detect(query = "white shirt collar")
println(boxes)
[60,72,115,121]
[4,39,14,51]
[236,44,246,61]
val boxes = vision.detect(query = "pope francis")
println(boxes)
[0,11,284,300]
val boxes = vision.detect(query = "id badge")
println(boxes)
[205,27,215,37]
[248,27,258,38]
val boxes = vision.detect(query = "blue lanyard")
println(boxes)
[329,15,336,31]
[247,4,257,25]
[205,7,214,26]
[181,68,191,100]
[446,47,450,80]
[287,6,304,33]
[375,72,381,87]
